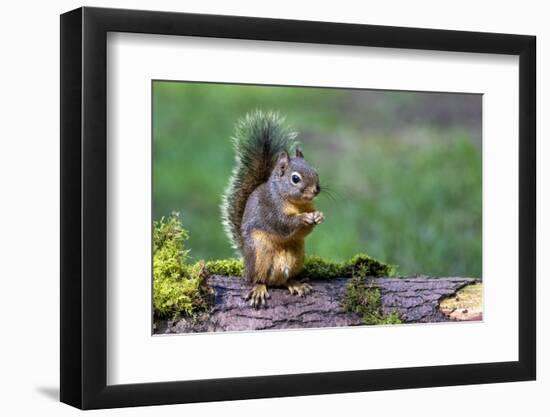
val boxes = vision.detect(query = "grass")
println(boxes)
[153,82,482,277]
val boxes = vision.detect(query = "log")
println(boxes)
[154,276,481,334]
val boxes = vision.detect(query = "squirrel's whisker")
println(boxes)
[319,191,337,204]
[318,183,343,202]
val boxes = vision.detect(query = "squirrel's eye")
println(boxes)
[291,173,302,184]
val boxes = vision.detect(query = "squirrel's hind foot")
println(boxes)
[286,281,312,297]
[245,284,270,308]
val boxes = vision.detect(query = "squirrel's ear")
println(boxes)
[295,148,304,158]
[277,151,289,176]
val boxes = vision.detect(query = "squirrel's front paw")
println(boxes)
[245,284,270,308]
[302,211,324,226]
[312,211,324,225]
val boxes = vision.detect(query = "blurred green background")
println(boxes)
[153,81,482,277]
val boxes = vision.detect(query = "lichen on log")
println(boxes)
[439,282,483,321]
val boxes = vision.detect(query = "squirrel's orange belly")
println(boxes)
[250,230,304,285]
[269,247,304,285]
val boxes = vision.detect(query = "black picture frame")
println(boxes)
[60,6,536,410]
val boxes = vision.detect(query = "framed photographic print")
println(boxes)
[60,6,536,410]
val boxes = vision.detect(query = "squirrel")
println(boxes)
[221,111,324,307]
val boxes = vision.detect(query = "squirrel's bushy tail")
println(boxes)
[221,110,297,251]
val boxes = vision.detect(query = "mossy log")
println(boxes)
[154,276,481,334]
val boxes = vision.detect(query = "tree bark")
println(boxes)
[154,276,480,334]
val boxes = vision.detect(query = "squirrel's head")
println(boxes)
[271,148,320,203]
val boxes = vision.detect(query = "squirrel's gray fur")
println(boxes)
[221,111,298,251]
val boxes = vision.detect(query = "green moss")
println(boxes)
[342,253,396,278]
[204,258,244,276]
[300,256,344,279]
[299,253,395,280]
[153,213,211,319]
[198,253,394,280]
[342,265,402,325]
